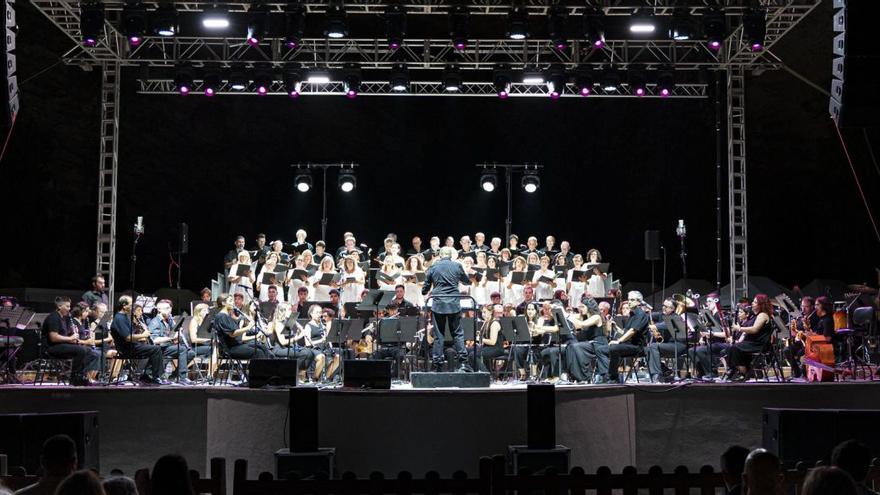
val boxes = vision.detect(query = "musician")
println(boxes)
[585,249,607,297]
[488,237,503,257]
[148,300,195,383]
[466,304,505,372]
[784,296,836,378]
[377,237,395,261]
[68,303,103,383]
[110,295,165,385]
[499,248,513,265]
[490,291,503,307]
[607,291,651,383]
[645,298,688,383]
[522,236,541,258]
[458,236,477,261]
[259,286,280,320]
[188,303,214,359]
[532,255,556,301]
[459,257,477,298]
[377,256,403,291]
[309,305,340,380]
[339,255,366,305]
[287,255,309,303]
[406,236,423,257]
[796,296,820,330]
[402,256,426,307]
[474,232,489,252]
[310,256,339,302]
[223,236,246,270]
[727,294,775,381]
[256,253,285,302]
[505,257,529,307]
[691,293,730,379]
[422,246,472,372]
[512,302,557,380]
[88,302,116,360]
[266,302,312,363]
[444,236,456,248]
[227,251,255,297]
[289,229,313,256]
[541,235,558,258]
[565,298,611,383]
[537,302,565,381]
[507,235,522,258]
[566,255,587,306]
[525,251,541,271]
[328,289,344,318]
[388,243,406,267]
[514,285,536,315]
[213,293,271,360]
[82,275,109,308]
[470,251,489,306]
[41,297,96,386]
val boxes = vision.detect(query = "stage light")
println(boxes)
[521,171,540,193]
[443,65,462,92]
[284,5,306,48]
[506,3,529,40]
[324,1,348,39]
[202,68,221,96]
[628,68,647,97]
[547,5,567,50]
[295,172,313,192]
[657,69,675,97]
[480,169,498,192]
[385,2,407,49]
[583,8,605,48]
[174,65,194,95]
[229,67,248,91]
[669,8,695,41]
[307,69,331,84]
[742,8,766,52]
[390,64,410,92]
[629,11,656,34]
[546,67,566,99]
[202,4,230,29]
[80,2,105,47]
[254,67,273,95]
[284,68,303,97]
[601,68,620,92]
[152,3,178,36]
[122,1,147,47]
[703,7,725,51]
[338,169,357,192]
[343,66,362,98]
[449,3,469,50]
[574,69,593,96]
[493,66,512,98]
[522,70,544,85]
[247,3,269,46]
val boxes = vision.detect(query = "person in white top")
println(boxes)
[566,254,588,307]
[504,256,528,307]
[310,255,338,302]
[585,248,608,297]
[227,251,255,297]
[532,255,556,301]
[377,256,403,291]
[387,243,406,267]
[471,251,489,306]
[483,255,504,302]
[459,256,476,297]
[338,255,365,304]
[401,255,426,307]
[526,251,541,269]
[256,252,285,301]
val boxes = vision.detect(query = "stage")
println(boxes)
[2,380,880,481]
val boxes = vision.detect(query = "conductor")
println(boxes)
[422,247,472,372]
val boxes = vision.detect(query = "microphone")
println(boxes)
[676,219,687,238]
[134,216,145,235]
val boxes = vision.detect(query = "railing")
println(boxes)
[134,457,227,495]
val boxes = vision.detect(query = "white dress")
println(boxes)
[228,263,254,297]
[339,268,365,304]
[287,276,313,303]
[533,269,556,301]
[310,271,337,302]
[472,277,489,306]
[587,274,606,297]
[404,280,425,307]
[504,273,525,307]
[256,267,285,302]
[567,269,587,306]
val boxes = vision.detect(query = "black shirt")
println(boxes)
[814,314,835,340]
[289,241,314,256]
[624,307,650,346]
[516,299,537,316]
[224,248,243,265]
[42,311,69,346]
[458,249,477,262]
[214,312,241,347]
[259,300,279,321]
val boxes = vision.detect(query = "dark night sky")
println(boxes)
[2,0,879,295]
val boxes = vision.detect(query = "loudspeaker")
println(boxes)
[289,388,318,452]
[830,1,880,127]
[527,384,555,449]
[275,448,335,479]
[507,445,570,474]
[2,0,19,132]
[644,230,661,261]
[762,408,880,468]
[0,412,99,475]
[410,371,491,388]
[178,222,189,254]
[342,359,392,389]
[247,359,298,388]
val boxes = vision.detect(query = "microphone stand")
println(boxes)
[130,219,143,383]
[676,220,693,380]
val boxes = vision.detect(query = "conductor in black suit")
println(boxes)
[422,247,472,372]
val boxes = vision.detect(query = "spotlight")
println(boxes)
[547,67,566,99]
[521,171,540,193]
[583,8,605,48]
[506,3,529,40]
[203,68,221,96]
[80,2,105,47]
[629,11,656,34]
[703,7,725,51]
[338,169,356,192]
[385,2,407,49]
[547,5,567,50]
[151,3,178,37]
[306,69,331,84]
[574,69,593,96]
[742,8,766,52]
[284,5,306,48]
[229,67,248,91]
[284,68,303,97]
[669,8,695,41]
[443,65,462,92]
[493,66,512,98]
[174,65,194,95]
[254,67,273,95]
[390,63,409,92]
[522,70,544,85]
[202,4,230,29]
[449,3,469,50]
[628,68,647,97]
[601,68,620,92]
[122,1,147,47]
[247,3,269,46]
[480,169,498,192]
[657,68,675,97]
[343,66,362,98]
[295,171,313,192]
[324,1,348,39]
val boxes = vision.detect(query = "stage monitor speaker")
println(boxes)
[0,412,99,475]
[247,359,298,388]
[762,408,880,468]
[289,388,319,452]
[830,0,880,127]
[527,384,555,450]
[342,359,392,389]
[275,448,335,480]
[178,222,189,254]
[644,230,661,261]
[410,371,491,388]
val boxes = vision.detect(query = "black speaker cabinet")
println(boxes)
[0,412,99,475]
[289,388,319,453]
[343,360,392,389]
[527,384,556,450]
[644,230,661,261]
[763,408,880,468]
[248,359,298,388]
[830,0,880,127]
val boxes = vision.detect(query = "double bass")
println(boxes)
[799,316,835,382]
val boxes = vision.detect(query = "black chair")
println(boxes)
[213,335,247,385]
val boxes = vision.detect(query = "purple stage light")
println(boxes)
[179,85,190,95]
[593,39,604,48]
[257,86,268,95]
[635,87,645,97]
[454,42,466,50]
[709,40,721,50]
[498,90,509,99]
[751,42,763,52]
[248,37,260,46]
[660,88,670,97]
[580,87,590,96]
[390,41,400,49]
[556,42,566,50]
[286,40,298,49]
[83,37,97,47]
[129,36,142,46]
[288,90,300,98]
[550,91,560,99]
[346,89,357,98]
[205,87,215,97]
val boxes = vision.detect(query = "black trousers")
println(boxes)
[783,341,805,378]
[226,343,271,359]
[540,346,563,377]
[119,343,164,379]
[608,343,644,380]
[691,342,730,377]
[645,341,687,376]
[565,341,610,381]
[431,312,465,364]
[375,345,405,374]
[467,345,505,372]
[728,341,766,369]
[271,346,314,370]
[46,344,98,378]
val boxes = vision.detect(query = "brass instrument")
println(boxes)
[672,293,698,313]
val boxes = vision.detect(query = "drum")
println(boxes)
[833,310,848,331]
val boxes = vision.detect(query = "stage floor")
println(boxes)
[3,379,880,481]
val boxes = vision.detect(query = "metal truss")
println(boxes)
[137,79,708,96]
[96,63,121,304]
[726,67,748,309]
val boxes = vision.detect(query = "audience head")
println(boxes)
[40,434,77,478]
[56,469,105,495]
[720,445,750,490]
[103,476,138,495]
[743,449,783,495]
[801,466,858,495]
[832,439,875,484]
[150,454,194,495]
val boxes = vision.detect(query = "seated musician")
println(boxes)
[726,294,775,381]
[319,308,342,380]
[784,296,836,377]
[390,285,416,313]
[212,293,271,360]
[110,295,165,385]
[188,303,214,359]
[513,284,536,315]
[68,303,103,383]
[565,298,611,384]
[406,236,423,257]
[259,286,281,321]
[645,298,689,383]
[295,304,334,381]
[372,302,407,374]
[292,286,310,319]
[266,302,315,374]
[148,300,195,383]
[88,302,117,363]
[691,293,730,379]
[41,297,97,386]
[513,302,557,381]
[465,304,505,372]
[608,291,651,384]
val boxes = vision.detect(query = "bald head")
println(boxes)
[744,449,783,495]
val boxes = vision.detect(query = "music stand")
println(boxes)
[0,307,33,384]
[664,315,687,380]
